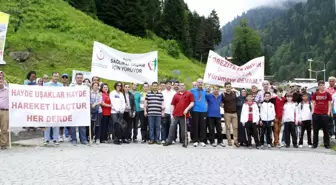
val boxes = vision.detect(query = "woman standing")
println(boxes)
[24,71,37,85]
[110,82,126,145]
[37,78,43,86]
[90,82,103,144]
[237,89,248,146]
[123,83,135,142]
[100,83,112,143]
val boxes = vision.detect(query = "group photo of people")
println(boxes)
[0,70,335,151]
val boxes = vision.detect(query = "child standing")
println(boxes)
[282,93,298,148]
[271,87,286,147]
[241,93,260,149]
[297,93,312,148]
[260,92,276,148]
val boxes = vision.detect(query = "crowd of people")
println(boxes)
[0,70,335,151]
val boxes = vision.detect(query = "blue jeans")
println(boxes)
[71,127,87,143]
[281,124,286,143]
[148,116,161,142]
[44,127,59,141]
[161,114,171,141]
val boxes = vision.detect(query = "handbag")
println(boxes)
[91,92,100,114]
[114,113,128,137]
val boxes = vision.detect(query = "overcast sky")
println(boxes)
[185,0,300,26]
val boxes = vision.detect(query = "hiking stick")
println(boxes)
[184,115,188,148]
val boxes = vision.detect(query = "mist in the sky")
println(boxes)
[259,0,307,9]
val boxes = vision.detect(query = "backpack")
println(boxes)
[300,102,312,111]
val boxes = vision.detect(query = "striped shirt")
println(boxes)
[145,91,164,116]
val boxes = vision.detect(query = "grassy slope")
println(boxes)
[0,0,204,86]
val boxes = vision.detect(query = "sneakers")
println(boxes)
[133,139,138,143]
[220,142,226,147]
[54,140,60,146]
[148,141,154,145]
[161,140,166,144]
[308,145,312,148]
[200,142,206,147]
[193,142,199,147]
[267,144,271,148]
[211,143,217,147]
[228,142,233,146]
[299,145,303,148]
[43,140,49,146]
[141,140,146,144]
[96,139,100,144]
[172,141,176,144]
[281,142,286,147]
[59,136,64,143]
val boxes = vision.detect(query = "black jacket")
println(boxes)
[123,91,135,113]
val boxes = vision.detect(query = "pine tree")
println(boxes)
[96,0,125,30]
[232,19,262,66]
[124,0,146,37]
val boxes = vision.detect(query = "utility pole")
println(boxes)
[308,58,313,79]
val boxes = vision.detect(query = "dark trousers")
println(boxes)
[167,116,186,144]
[312,114,330,147]
[191,111,207,143]
[139,111,149,141]
[261,121,273,145]
[245,122,259,147]
[86,113,102,140]
[174,120,182,142]
[208,117,223,144]
[132,112,140,140]
[123,112,132,140]
[161,114,171,141]
[257,125,263,145]
[284,122,297,146]
[299,120,312,145]
[329,116,334,136]
[238,122,247,144]
[100,115,110,141]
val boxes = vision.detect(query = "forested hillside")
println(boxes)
[217,7,286,57]
[0,0,204,85]
[66,0,221,63]
[263,0,336,80]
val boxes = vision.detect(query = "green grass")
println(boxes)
[0,0,204,87]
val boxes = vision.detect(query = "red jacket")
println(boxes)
[271,96,286,119]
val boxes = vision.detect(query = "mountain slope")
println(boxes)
[0,0,204,85]
[263,0,336,80]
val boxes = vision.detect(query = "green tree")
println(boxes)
[124,0,146,37]
[232,19,262,66]
[96,0,125,30]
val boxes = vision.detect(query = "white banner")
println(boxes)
[9,84,90,127]
[0,12,9,65]
[71,70,91,84]
[203,50,265,88]
[91,41,158,83]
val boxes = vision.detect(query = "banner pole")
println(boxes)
[89,125,92,146]
[8,126,11,149]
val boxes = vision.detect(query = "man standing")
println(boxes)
[123,83,135,142]
[173,81,179,92]
[192,82,197,88]
[139,82,150,143]
[159,82,166,92]
[70,73,88,145]
[43,72,63,146]
[222,82,239,147]
[206,86,225,147]
[144,82,164,144]
[190,78,207,147]
[255,81,270,105]
[0,72,9,150]
[312,80,332,149]
[163,82,194,147]
[326,76,336,137]
[131,83,140,142]
[161,81,176,144]
[61,73,69,87]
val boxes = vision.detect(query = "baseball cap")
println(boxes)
[62,73,69,78]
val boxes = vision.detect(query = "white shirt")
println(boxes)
[110,90,126,114]
[332,94,336,114]
[297,102,312,122]
[282,103,297,123]
[240,102,260,123]
[260,101,275,121]
[162,89,176,114]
